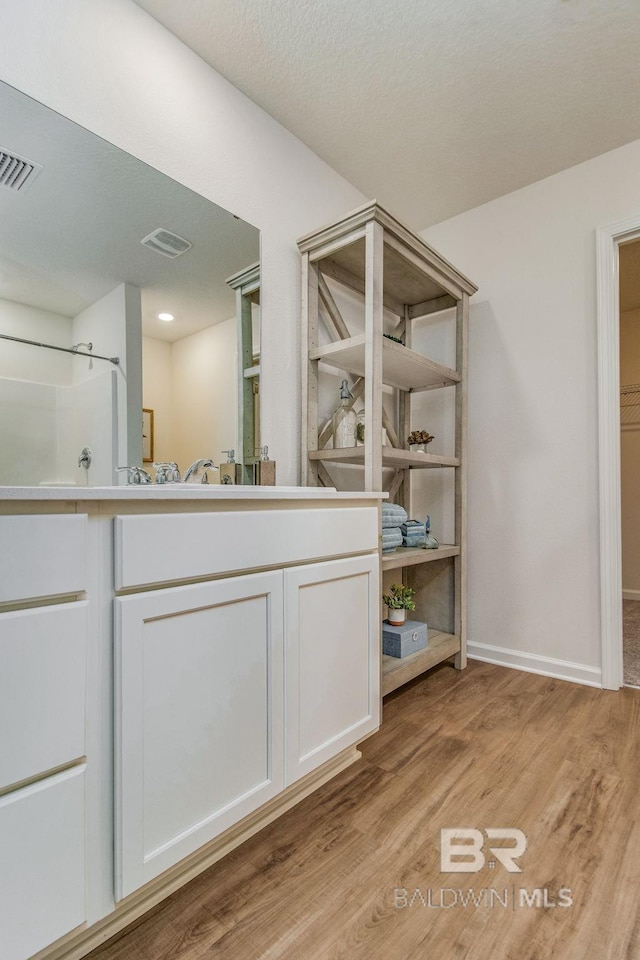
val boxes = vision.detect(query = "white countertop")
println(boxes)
[0,484,387,501]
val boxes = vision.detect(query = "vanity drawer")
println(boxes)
[114,507,378,589]
[0,602,87,791]
[0,765,86,960]
[0,514,87,602]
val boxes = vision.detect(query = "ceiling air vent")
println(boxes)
[0,148,43,193]
[140,228,192,259]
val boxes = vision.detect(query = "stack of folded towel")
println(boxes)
[401,519,427,548]
[381,502,407,553]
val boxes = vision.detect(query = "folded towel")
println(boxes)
[401,520,426,536]
[382,503,407,520]
[381,528,403,544]
[382,506,407,529]
[382,518,404,529]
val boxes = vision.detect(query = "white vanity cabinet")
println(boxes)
[0,515,88,960]
[0,488,382,960]
[113,506,380,899]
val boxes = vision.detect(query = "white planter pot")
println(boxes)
[387,608,406,626]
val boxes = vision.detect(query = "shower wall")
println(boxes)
[0,296,120,485]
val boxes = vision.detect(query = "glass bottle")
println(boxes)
[332,380,357,448]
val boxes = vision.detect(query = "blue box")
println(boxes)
[382,619,428,658]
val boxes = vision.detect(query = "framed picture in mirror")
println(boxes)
[142,409,154,463]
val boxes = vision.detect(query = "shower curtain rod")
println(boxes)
[0,332,120,365]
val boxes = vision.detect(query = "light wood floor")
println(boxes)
[88,661,640,960]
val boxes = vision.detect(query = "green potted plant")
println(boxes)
[383,583,416,626]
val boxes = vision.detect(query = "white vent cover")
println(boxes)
[0,148,43,193]
[140,228,192,258]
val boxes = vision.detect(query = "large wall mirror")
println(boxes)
[0,80,260,487]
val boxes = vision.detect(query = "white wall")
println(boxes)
[422,137,640,683]
[0,0,365,486]
[0,298,72,384]
[73,282,141,474]
[620,307,640,596]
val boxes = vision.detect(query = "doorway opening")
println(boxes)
[619,238,640,686]
[596,216,640,690]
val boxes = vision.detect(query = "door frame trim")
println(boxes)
[596,214,640,689]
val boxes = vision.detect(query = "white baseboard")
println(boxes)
[468,641,603,688]
[623,590,640,601]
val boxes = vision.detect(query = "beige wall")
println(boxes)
[143,317,237,479]
[142,337,173,467]
[620,307,640,596]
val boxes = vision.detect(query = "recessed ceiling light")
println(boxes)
[158,312,174,322]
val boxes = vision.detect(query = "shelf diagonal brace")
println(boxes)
[386,470,404,501]
[382,408,400,449]
[316,461,335,488]
[318,271,351,341]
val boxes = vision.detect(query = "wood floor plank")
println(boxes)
[87,661,640,960]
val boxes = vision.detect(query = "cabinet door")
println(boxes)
[0,765,86,960]
[115,571,284,899]
[284,555,380,785]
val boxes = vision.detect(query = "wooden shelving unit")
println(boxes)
[298,201,477,697]
[227,263,260,484]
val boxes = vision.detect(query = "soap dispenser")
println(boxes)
[220,450,241,485]
[332,380,357,448]
[254,446,276,486]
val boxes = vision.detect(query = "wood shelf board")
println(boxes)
[310,335,459,391]
[382,545,460,570]
[382,630,460,696]
[309,447,459,469]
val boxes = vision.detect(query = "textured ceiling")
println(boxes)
[134,0,640,230]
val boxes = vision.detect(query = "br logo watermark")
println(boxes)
[392,826,573,910]
[440,828,527,873]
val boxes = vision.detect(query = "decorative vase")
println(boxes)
[409,443,426,454]
[387,608,407,626]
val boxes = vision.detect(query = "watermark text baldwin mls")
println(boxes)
[393,887,574,910]
[391,828,574,910]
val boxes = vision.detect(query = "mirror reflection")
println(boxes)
[0,81,260,486]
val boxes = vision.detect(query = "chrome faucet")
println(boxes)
[183,458,218,483]
[153,462,181,483]
[116,466,152,484]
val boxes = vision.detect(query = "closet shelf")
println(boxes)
[309,334,459,391]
